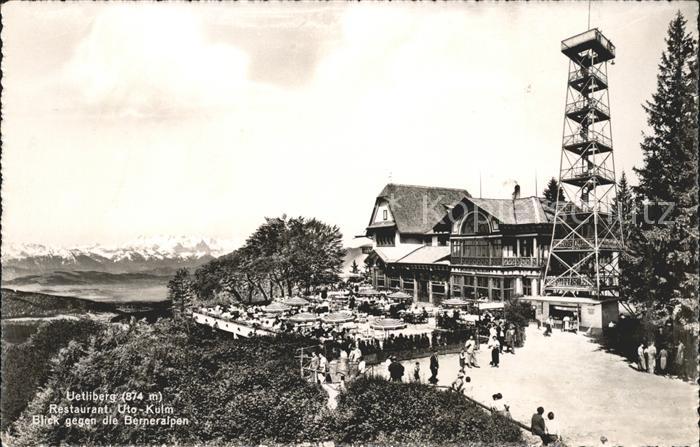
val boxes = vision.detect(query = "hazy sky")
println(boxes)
[1,1,697,249]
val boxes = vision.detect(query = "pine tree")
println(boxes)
[168,268,194,317]
[542,177,565,204]
[612,172,635,241]
[629,13,698,318]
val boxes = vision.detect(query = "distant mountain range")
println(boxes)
[1,236,237,280]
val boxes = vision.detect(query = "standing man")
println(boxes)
[429,350,439,384]
[646,342,657,374]
[465,335,478,367]
[505,326,514,354]
[488,336,500,367]
[637,342,647,372]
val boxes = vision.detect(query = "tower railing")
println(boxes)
[563,130,612,151]
[565,98,610,119]
[568,65,608,86]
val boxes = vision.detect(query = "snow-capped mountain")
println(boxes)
[1,236,237,280]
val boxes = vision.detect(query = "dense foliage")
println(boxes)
[624,13,698,323]
[8,320,332,446]
[1,318,105,431]
[333,376,523,445]
[193,215,345,302]
[6,316,528,446]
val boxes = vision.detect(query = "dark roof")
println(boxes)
[435,196,554,229]
[373,183,471,234]
[469,196,554,225]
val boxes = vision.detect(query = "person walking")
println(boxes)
[309,352,320,384]
[429,350,439,384]
[505,326,514,354]
[339,348,349,378]
[637,342,647,372]
[413,361,421,383]
[659,346,668,374]
[498,323,505,354]
[319,353,330,384]
[488,336,500,367]
[646,342,657,374]
[458,348,467,370]
[465,335,478,367]
[674,340,685,379]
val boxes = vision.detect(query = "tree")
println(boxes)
[350,260,360,274]
[168,268,194,316]
[628,13,698,319]
[542,177,565,204]
[191,216,346,301]
[613,172,635,242]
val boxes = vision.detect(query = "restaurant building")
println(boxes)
[364,183,470,305]
[434,192,555,301]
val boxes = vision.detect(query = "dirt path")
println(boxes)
[376,325,697,446]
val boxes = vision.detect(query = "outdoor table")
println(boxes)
[322,312,356,324]
[282,297,311,307]
[287,312,320,324]
[263,302,292,313]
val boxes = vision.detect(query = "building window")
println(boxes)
[523,281,531,296]
[389,277,400,289]
[432,282,445,295]
[461,211,492,235]
[382,209,388,220]
[403,280,414,291]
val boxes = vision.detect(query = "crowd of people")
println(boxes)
[636,339,686,378]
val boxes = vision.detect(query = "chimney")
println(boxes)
[512,183,521,200]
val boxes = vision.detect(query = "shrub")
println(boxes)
[9,320,332,446]
[1,318,105,431]
[332,376,523,445]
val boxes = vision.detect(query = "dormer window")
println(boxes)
[383,210,388,221]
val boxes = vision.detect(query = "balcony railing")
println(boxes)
[565,98,610,118]
[568,65,608,86]
[502,257,545,268]
[563,130,612,151]
[545,276,594,289]
[451,256,545,268]
[552,237,620,250]
[561,164,615,184]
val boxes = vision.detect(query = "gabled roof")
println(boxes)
[371,183,471,234]
[435,196,555,229]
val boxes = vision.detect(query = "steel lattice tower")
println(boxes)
[544,29,624,300]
